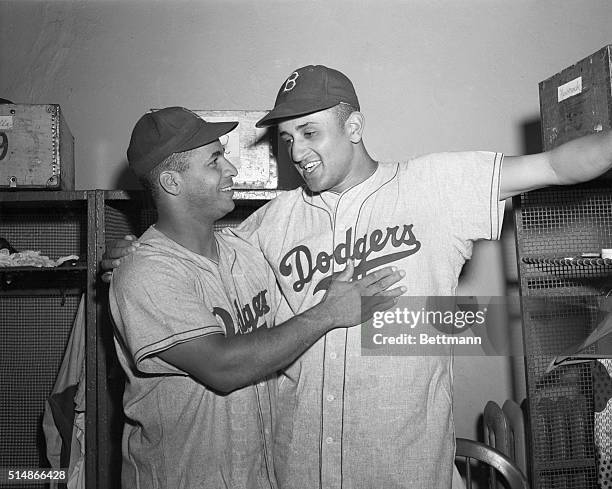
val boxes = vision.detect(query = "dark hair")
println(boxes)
[333,102,357,126]
[139,150,191,203]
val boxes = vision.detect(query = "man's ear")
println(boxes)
[159,170,181,196]
[346,111,365,144]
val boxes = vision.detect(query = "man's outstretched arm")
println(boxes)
[157,262,405,393]
[500,130,612,200]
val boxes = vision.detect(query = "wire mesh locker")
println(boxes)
[514,45,612,489]
[0,192,88,489]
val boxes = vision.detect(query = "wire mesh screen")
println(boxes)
[515,183,612,488]
[521,186,612,261]
[0,294,81,489]
[522,299,597,488]
[0,199,86,488]
[0,204,87,260]
[104,202,144,242]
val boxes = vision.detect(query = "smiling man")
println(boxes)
[231,65,612,489]
[108,106,405,489]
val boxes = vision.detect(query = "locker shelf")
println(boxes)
[522,256,612,267]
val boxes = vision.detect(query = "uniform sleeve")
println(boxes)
[109,254,223,375]
[428,151,505,244]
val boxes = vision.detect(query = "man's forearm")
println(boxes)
[548,130,612,185]
[198,303,339,393]
[213,272,399,391]
[157,264,402,393]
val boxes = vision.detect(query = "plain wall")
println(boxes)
[2,0,611,440]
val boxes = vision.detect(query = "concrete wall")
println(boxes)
[2,0,610,439]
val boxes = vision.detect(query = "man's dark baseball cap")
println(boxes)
[255,65,360,128]
[127,106,238,177]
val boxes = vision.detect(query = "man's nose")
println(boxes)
[291,140,308,164]
[222,156,238,177]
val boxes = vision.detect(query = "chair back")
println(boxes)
[456,437,530,489]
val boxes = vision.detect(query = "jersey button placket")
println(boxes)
[321,330,344,489]
[320,205,353,489]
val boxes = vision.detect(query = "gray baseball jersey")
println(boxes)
[232,152,504,489]
[109,226,280,489]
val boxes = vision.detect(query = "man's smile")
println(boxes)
[301,160,322,173]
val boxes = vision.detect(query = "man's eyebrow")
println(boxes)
[297,122,318,130]
[280,122,318,136]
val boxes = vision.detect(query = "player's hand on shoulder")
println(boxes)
[321,261,405,327]
[100,234,140,283]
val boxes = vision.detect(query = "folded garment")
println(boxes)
[0,249,79,268]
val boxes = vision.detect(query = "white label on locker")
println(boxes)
[0,116,13,130]
[557,76,582,102]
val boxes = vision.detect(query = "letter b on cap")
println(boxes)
[283,72,299,92]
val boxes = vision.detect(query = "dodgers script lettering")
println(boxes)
[279,225,421,293]
[213,289,270,336]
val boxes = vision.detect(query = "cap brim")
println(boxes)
[255,100,339,128]
[178,120,239,152]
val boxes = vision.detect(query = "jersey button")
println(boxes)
[329,352,337,359]
[326,394,335,402]
[325,437,334,444]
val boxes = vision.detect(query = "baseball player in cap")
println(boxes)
[108,106,405,489]
[104,68,612,488]
[236,65,612,488]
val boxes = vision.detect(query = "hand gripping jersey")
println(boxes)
[109,226,279,489]
[232,152,505,489]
